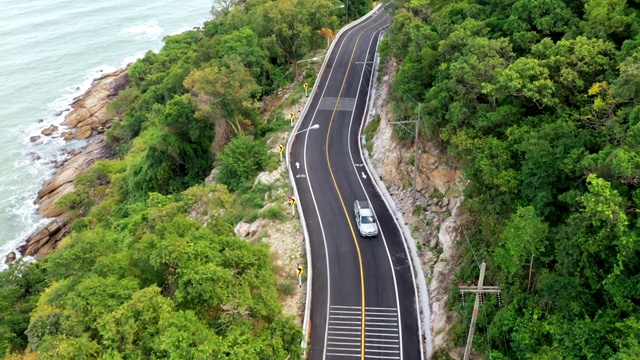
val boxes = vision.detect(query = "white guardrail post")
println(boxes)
[286,4,385,356]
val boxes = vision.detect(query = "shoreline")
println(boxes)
[4,67,130,264]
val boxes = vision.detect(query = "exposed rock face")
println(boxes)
[36,136,111,218]
[254,163,285,186]
[63,67,129,139]
[369,65,464,356]
[20,216,71,259]
[235,222,251,238]
[18,67,129,259]
[234,220,267,239]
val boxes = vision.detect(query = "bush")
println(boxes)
[260,205,286,220]
[240,183,273,209]
[216,136,269,192]
[277,281,296,297]
[244,209,261,223]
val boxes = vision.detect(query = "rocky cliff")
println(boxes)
[15,68,129,260]
[369,64,465,357]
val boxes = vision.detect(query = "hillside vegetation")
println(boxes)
[382,0,640,358]
[0,0,374,358]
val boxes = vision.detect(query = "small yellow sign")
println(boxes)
[289,112,295,119]
[278,144,284,153]
[296,266,304,276]
[303,82,309,89]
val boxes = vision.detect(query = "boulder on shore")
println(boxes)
[4,251,16,264]
[41,125,58,136]
[61,131,73,141]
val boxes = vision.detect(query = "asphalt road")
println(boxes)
[289,8,424,360]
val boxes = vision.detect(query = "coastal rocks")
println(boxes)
[41,125,58,136]
[61,131,73,141]
[4,251,16,264]
[75,126,93,139]
[36,136,111,218]
[63,67,129,139]
[20,216,71,259]
[16,67,127,263]
[29,152,41,161]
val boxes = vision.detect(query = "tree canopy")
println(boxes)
[0,0,379,357]
[385,0,640,357]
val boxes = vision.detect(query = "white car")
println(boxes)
[353,200,379,237]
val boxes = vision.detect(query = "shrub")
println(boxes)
[260,205,286,220]
[216,136,269,191]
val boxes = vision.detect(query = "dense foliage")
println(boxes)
[384,0,640,358]
[0,0,375,358]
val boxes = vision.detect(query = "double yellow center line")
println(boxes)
[324,13,389,360]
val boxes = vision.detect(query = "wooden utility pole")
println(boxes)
[463,262,486,360]
[387,101,421,204]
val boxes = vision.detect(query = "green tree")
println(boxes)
[495,206,548,292]
[584,0,637,40]
[125,95,213,198]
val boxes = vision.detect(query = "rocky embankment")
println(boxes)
[369,64,465,357]
[9,68,129,262]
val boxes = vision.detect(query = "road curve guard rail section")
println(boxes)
[357,31,433,359]
[286,4,384,353]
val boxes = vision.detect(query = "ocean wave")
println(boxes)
[119,21,164,40]
[0,0,214,269]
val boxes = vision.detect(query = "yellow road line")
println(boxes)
[324,14,389,360]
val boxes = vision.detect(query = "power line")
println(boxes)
[462,227,481,269]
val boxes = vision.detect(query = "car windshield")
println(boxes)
[361,216,375,224]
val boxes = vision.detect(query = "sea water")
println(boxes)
[0,0,213,267]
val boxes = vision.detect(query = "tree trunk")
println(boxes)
[527,252,534,293]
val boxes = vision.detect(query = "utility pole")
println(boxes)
[460,262,502,360]
[412,103,421,204]
[388,102,421,204]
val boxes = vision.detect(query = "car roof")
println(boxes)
[360,208,374,216]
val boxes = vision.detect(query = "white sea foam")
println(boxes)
[0,0,212,268]
[122,51,148,67]
[120,21,164,40]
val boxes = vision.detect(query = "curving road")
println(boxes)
[289,7,424,360]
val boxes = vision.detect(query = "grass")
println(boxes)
[412,204,426,217]
[244,209,260,223]
[260,205,287,221]
[277,281,296,297]
[363,115,381,154]
[431,188,445,200]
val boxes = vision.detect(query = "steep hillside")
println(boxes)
[382,0,640,358]
[0,0,375,358]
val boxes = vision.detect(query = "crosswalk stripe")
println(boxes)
[326,305,401,359]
